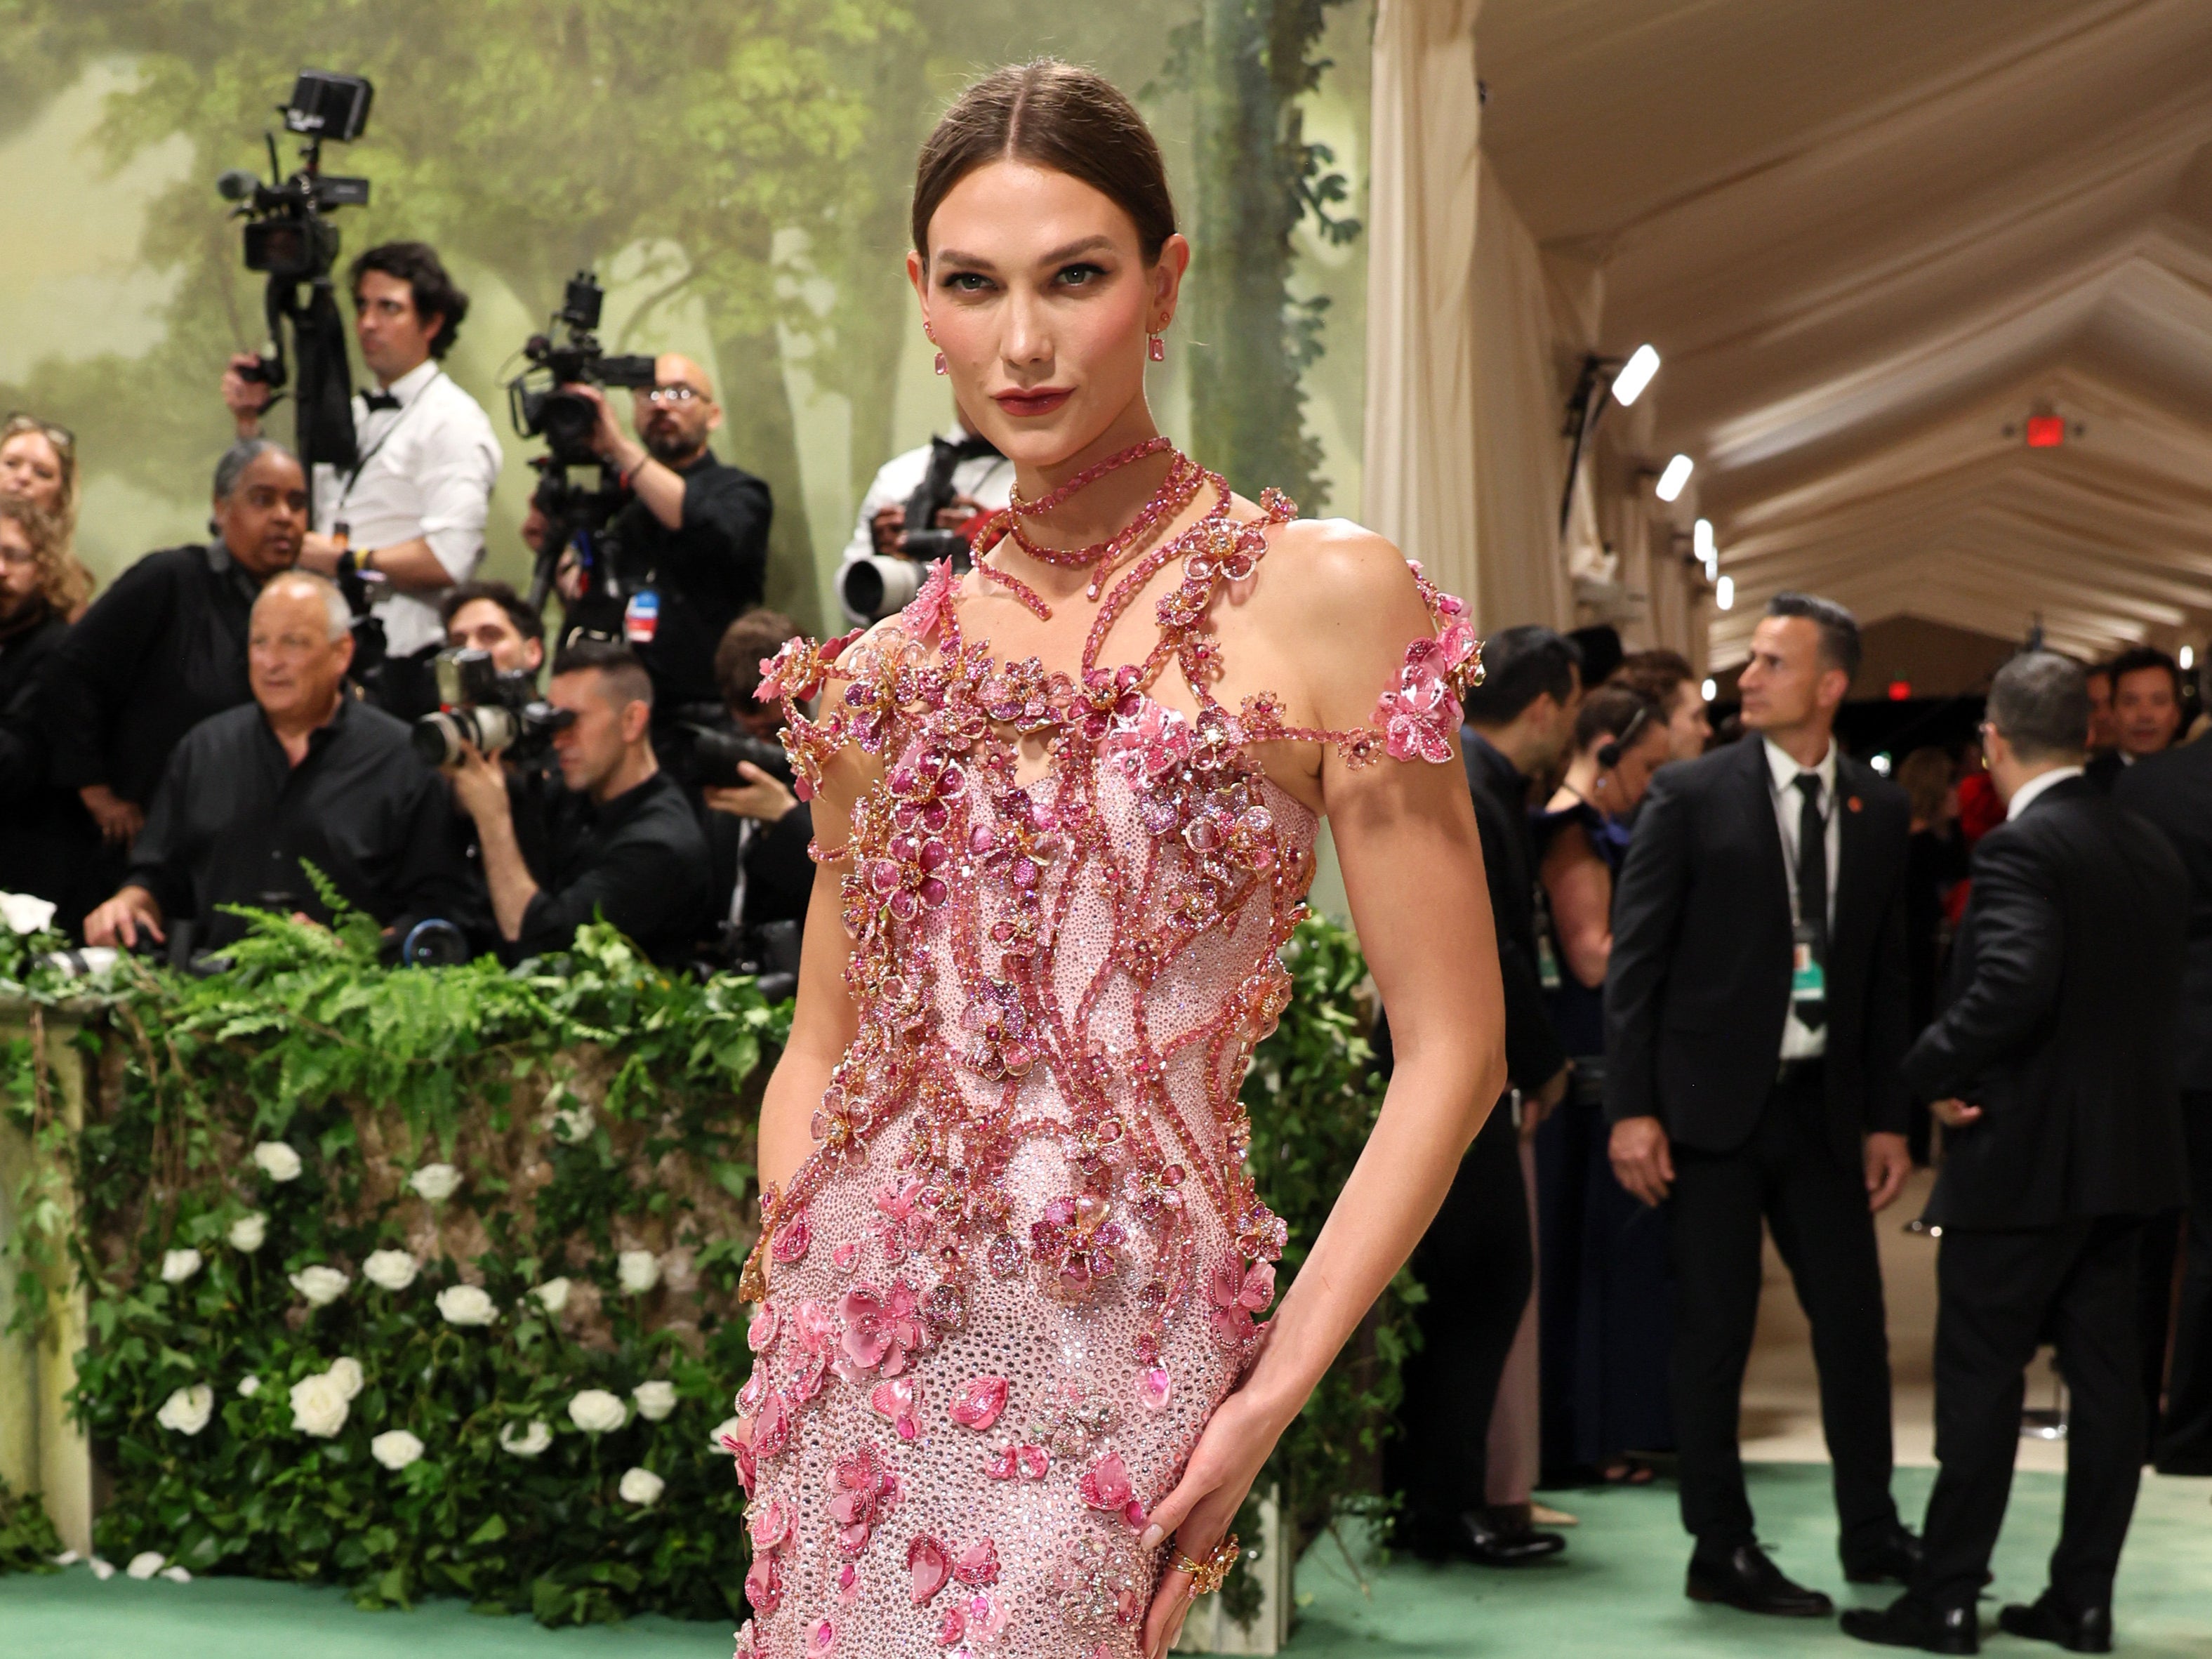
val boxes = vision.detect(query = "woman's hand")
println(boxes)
[1136,1384,1292,1659]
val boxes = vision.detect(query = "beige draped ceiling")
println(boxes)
[1457,0,2212,669]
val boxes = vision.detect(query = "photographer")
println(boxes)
[556,354,770,718]
[701,610,812,963]
[41,439,305,857]
[837,408,1008,624]
[446,640,710,966]
[436,579,558,911]
[225,241,501,712]
[83,572,482,955]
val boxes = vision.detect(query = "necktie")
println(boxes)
[362,390,402,412]
[1793,772,1828,1031]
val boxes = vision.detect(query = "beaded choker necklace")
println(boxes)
[979,437,1211,619]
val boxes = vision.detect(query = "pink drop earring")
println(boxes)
[934,351,947,376]
[927,320,946,376]
[1147,331,1165,363]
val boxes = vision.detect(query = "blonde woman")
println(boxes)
[0,495,100,929]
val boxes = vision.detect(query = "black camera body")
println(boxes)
[837,437,998,623]
[510,273,659,468]
[216,71,375,499]
[411,649,575,767]
[687,725,795,791]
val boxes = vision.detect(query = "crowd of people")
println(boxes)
[1401,595,2211,1651]
[0,239,826,977]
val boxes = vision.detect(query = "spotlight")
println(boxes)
[1611,343,1661,407]
[1694,518,1717,581]
[1715,575,1734,611]
[1655,454,1695,502]
[1700,678,1716,702]
[2183,645,2197,672]
[1871,753,1893,776]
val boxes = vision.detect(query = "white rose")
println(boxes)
[126,1551,165,1580]
[710,1415,741,1453]
[632,1380,677,1422]
[226,1212,267,1253]
[160,1248,203,1285]
[160,1566,192,1583]
[499,1419,553,1458]
[289,1371,350,1437]
[362,1250,419,1292]
[617,1467,665,1506]
[289,1265,349,1307]
[87,1557,116,1580]
[408,1163,461,1203]
[237,1376,260,1399]
[251,1142,302,1183]
[0,891,57,934]
[326,1356,364,1400]
[533,1277,571,1315]
[155,1384,213,1436]
[567,1388,628,1433]
[435,1284,498,1327]
[369,1429,425,1471]
[616,1250,661,1295]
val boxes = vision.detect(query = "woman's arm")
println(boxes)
[1541,828,1613,989]
[1141,528,1504,1655]
[756,855,860,1198]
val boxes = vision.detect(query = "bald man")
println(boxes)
[562,352,773,727]
[85,571,482,956]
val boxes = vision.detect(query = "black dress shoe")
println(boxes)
[1998,1593,2112,1653]
[1457,1507,1567,1565]
[1844,1523,1928,1585]
[1686,1542,1835,1616]
[1841,1594,1979,1654]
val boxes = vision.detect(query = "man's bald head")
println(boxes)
[635,352,722,464]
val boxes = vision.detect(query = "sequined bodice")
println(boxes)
[730,493,1478,1659]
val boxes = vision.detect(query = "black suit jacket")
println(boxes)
[1903,775,2188,1229]
[1604,732,1912,1167]
[2112,739,2212,1090]
[1464,730,1568,1095]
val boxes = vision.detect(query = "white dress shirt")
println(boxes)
[312,357,503,659]
[2005,764,2084,820]
[1764,736,1841,1062]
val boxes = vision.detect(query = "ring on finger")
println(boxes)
[1170,1533,1240,1596]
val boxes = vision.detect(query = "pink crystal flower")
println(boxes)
[955,1538,1001,1587]
[1078,1451,1147,1528]
[840,1280,928,1376]
[1104,698,1193,788]
[770,1208,812,1264]
[830,1443,898,1556]
[873,1177,938,1262]
[1029,1193,1129,1297]
[743,1549,783,1615]
[869,1377,922,1441]
[908,1535,953,1604]
[984,1441,1049,1481]
[948,1375,1009,1432]
[1208,1257,1278,1349]
[1376,668,1460,764]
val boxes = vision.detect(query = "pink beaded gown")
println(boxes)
[729,481,1479,1659]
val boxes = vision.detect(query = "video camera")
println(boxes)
[686,725,795,791]
[508,272,656,620]
[411,648,575,767]
[216,71,376,498]
[837,438,998,623]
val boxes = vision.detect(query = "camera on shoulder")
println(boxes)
[411,648,574,766]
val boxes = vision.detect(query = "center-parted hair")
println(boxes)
[1766,591,1863,682]
[1988,651,2090,762]
[1462,626,1581,725]
[913,60,1177,263]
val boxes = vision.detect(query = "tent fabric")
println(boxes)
[1474,0,2212,667]
[1363,0,1484,614]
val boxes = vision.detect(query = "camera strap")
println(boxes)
[331,369,444,527]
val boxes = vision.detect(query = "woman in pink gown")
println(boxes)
[731,60,1506,1659]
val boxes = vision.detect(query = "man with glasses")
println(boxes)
[544,353,771,741]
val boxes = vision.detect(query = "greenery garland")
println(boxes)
[1,907,1410,1632]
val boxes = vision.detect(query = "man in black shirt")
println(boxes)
[447,639,711,965]
[701,609,814,974]
[41,439,305,852]
[553,353,771,722]
[82,573,481,955]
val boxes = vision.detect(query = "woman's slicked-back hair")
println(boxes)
[913,60,1177,264]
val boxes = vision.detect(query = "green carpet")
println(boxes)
[4,1467,2206,1656]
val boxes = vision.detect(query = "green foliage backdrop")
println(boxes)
[0,910,1412,1630]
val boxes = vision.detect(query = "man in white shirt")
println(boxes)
[225,241,502,706]
[837,408,1010,623]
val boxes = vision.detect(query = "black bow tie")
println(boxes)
[362,390,402,412]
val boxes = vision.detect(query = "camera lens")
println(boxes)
[402,919,470,967]
[411,710,465,767]
[837,554,926,623]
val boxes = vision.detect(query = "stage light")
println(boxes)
[1871,753,1893,776]
[1714,575,1734,610]
[1700,678,1716,702]
[1611,344,1661,407]
[1693,517,1714,560]
[2183,645,2197,672]
[1655,454,1694,502]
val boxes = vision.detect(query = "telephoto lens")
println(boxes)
[410,704,519,767]
[837,554,927,624]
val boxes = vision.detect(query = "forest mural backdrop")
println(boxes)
[0,0,1373,631]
